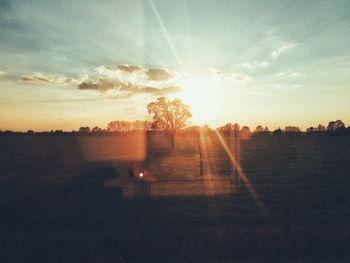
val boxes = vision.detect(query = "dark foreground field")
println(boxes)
[1,135,350,262]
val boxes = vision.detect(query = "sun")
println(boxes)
[174,74,224,126]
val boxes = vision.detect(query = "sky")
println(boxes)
[0,0,350,131]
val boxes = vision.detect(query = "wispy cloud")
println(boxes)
[210,68,248,81]
[78,78,181,97]
[271,41,298,58]
[114,65,143,73]
[0,71,88,86]
[1,65,182,99]
[275,71,301,78]
[20,74,82,85]
[0,71,19,82]
[95,65,175,83]
[23,97,105,103]
[241,61,269,69]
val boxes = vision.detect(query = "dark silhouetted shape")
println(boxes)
[273,128,283,135]
[78,126,91,134]
[255,125,264,133]
[147,97,192,148]
[327,120,346,134]
[240,126,251,140]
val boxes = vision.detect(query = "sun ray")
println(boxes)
[214,129,270,217]
[148,0,184,70]
[199,126,223,227]
[199,126,211,176]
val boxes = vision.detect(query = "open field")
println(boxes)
[1,135,350,262]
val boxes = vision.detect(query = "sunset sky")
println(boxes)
[1,0,350,131]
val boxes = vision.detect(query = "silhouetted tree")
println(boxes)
[54,130,64,135]
[147,97,192,148]
[1,130,14,136]
[107,121,129,133]
[107,120,151,133]
[218,123,234,134]
[317,124,326,132]
[218,123,241,137]
[307,124,327,134]
[306,127,314,133]
[240,126,251,140]
[78,127,90,134]
[254,125,264,133]
[285,126,301,133]
[131,120,152,131]
[253,125,270,136]
[91,126,102,133]
[327,120,345,133]
[273,128,282,135]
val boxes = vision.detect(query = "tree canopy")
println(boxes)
[147,97,192,134]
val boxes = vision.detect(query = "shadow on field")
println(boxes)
[2,163,350,263]
[1,136,350,262]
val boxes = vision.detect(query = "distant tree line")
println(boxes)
[107,120,152,133]
[2,95,348,138]
[1,119,350,137]
[1,97,349,137]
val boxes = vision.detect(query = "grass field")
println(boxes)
[1,135,350,262]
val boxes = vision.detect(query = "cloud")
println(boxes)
[78,77,181,97]
[210,68,247,81]
[96,65,142,77]
[115,65,143,73]
[24,97,105,103]
[241,61,269,69]
[145,68,173,81]
[20,73,88,86]
[21,75,51,83]
[78,78,125,92]
[121,85,181,96]
[78,65,180,98]
[95,65,174,82]
[0,70,89,88]
[2,64,181,99]
[275,71,301,78]
[271,41,297,58]
[0,71,23,82]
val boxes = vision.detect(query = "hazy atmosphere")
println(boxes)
[1,1,350,262]
[1,0,350,131]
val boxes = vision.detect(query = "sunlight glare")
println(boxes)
[177,75,223,126]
